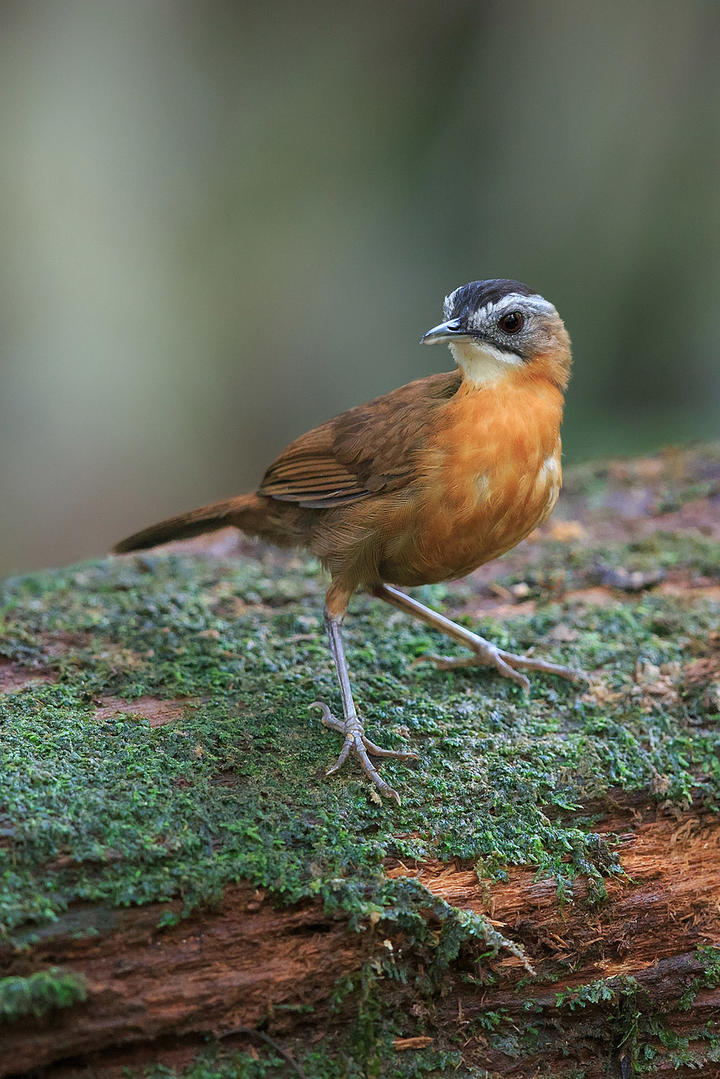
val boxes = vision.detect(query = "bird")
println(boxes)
[114,278,579,803]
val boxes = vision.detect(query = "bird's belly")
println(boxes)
[381,448,561,586]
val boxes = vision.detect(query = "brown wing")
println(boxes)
[258,370,461,509]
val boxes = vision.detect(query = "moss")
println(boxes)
[146,1039,467,1078]
[0,538,719,941]
[678,946,720,1010]
[0,447,719,1073]
[635,1017,720,1074]
[698,945,720,988]
[0,966,86,1021]
[492,531,720,598]
[552,971,720,1076]
[555,977,625,1011]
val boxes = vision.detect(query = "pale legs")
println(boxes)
[373,584,579,691]
[311,606,416,804]
[313,583,579,802]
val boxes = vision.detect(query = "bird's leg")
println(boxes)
[373,583,581,691]
[311,588,415,803]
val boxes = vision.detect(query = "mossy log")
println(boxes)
[1,444,719,1079]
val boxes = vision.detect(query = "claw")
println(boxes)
[310,700,344,732]
[414,647,583,692]
[361,735,417,760]
[325,737,352,775]
[496,649,583,684]
[310,701,413,803]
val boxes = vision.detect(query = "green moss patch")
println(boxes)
[0,541,718,942]
[0,966,86,1022]
[148,1042,466,1079]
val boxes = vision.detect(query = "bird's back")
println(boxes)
[292,367,564,589]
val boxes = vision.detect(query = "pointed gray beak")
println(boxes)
[420,318,472,345]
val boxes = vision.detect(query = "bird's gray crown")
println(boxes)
[443,279,536,321]
[442,279,557,337]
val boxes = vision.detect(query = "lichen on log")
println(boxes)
[0,443,719,1078]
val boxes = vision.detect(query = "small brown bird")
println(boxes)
[115,278,579,802]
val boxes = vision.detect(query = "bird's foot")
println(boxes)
[417,638,583,692]
[310,701,416,804]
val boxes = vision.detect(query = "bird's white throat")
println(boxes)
[449,340,523,386]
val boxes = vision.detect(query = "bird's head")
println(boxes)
[421,279,571,390]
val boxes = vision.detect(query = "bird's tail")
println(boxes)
[113,493,271,554]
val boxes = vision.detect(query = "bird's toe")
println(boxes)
[312,702,410,801]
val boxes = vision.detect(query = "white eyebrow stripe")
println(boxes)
[468,294,555,330]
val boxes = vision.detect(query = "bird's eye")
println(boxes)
[498,311,524,334]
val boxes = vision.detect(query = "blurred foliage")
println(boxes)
[0,0,718,575]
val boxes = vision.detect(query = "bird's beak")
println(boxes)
[420,318,472,346]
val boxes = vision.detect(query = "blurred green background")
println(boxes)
[1,0,718,576]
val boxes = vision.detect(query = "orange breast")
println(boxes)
[379,374,564,586]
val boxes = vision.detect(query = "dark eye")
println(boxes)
[498,311,524,334]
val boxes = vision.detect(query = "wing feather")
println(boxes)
[258,370,461,508]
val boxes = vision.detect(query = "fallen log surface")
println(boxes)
[0,443,719,1078]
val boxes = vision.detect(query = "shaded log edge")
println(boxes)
[2,794,720,1077]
